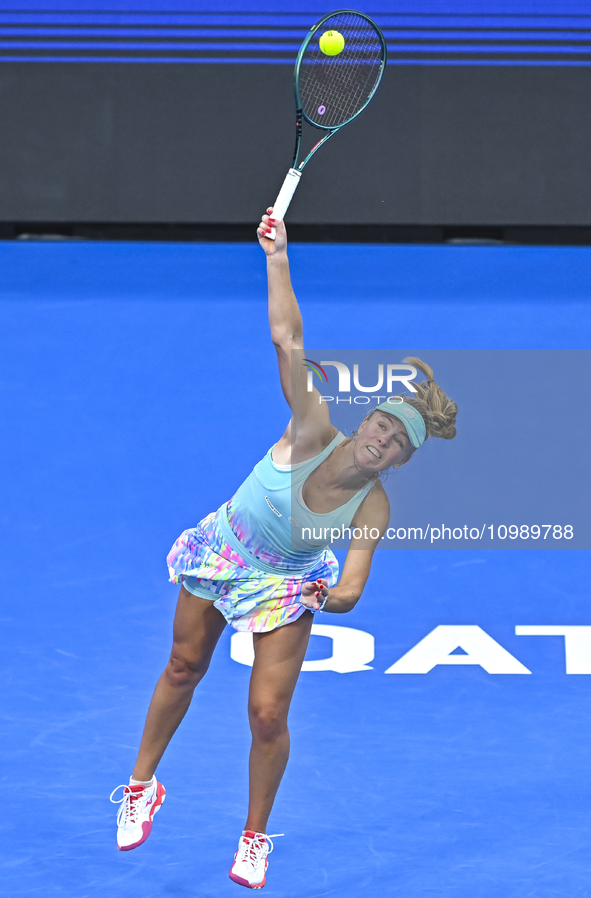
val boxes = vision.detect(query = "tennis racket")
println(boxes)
[267,9,387,239]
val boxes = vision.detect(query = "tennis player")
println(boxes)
[110,210,457,889]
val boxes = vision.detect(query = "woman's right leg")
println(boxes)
[131,584,227,781]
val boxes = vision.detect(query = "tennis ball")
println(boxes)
[319,30,345,56]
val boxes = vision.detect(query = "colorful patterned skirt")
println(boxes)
[166,507,339,633]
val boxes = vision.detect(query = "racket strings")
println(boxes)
[298,12,384,129]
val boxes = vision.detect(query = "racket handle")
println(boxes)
[267,168,301,240]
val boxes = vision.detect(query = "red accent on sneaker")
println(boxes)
[119,820,152,851]
[228,868,267,890]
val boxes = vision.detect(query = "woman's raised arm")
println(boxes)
[257,209,334,454]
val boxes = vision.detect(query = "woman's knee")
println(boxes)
[165,646,211,689]
[249,700,288,741]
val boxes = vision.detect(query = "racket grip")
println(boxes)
[267,168,301,240]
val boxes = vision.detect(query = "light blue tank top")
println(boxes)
[220,431,375,575]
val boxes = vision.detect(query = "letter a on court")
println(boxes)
[384,625,531,674]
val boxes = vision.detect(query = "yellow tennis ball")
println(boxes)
[319,30,345,56]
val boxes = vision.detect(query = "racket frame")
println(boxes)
[266,9,387,238]
[292,10,387,171]
[294,10,388,142]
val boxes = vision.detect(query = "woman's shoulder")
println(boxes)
[351,479,390,529]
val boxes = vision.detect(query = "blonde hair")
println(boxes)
[394,356,457,441]
[360,356,457,443]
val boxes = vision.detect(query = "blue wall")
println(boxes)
[2,2,591,65]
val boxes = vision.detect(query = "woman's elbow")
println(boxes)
[271,328,303,350]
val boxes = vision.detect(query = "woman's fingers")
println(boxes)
[260,212,278,227]
[315,578,328,596]
[257,213,277,237]
[302,581,321,608]
[258,216,286,252]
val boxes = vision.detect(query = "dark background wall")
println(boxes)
[1,62,591,226]
[2,0,591,228]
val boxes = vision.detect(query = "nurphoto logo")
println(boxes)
[303,358,419,404]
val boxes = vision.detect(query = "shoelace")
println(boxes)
[237,833,284,868]
[109,784,145,827]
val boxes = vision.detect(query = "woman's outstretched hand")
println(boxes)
[257,207,287,256]
[300,578,329,611]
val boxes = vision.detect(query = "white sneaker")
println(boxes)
[110,776,166,851]
[229,830,282,889]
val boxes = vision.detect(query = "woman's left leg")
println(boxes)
[245,610,313,833]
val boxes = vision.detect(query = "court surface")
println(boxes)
[1,240,590,897]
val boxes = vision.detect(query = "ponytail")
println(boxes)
[400,357,457,440]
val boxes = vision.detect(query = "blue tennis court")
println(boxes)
[1,240,590,897]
